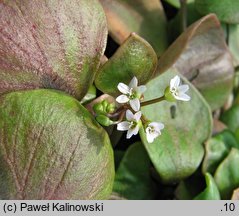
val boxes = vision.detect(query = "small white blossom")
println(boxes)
[116,77,146,111]
[117,110,141,139]
[170,75,190,101]
[146,122,164,143]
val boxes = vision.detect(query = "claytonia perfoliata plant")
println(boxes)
[116,77,146,111]
[94,75,191,143]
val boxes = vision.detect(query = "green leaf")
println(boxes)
[214,148,239,199]
[157,14,234,110]
[140,69,212,183]
[113,142,156,199]
[99,0,167,56]
[195,0,239,24]
[220,105,239,132]
[95,33,158,96]
[0,89,114,199]
[194,173,220,200]
[175,173,204,200]
[228,24,239,67]
[0,0,107,100]
[80,85,96,104]
[202,130,239,174]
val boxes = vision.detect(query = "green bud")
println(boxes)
[93,100,116,115]
[106,103,116,113]
[164,86,176,102]
[96,115,114,126]
[93,103,105,115]
[102,100,108,109]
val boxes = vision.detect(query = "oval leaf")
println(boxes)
[195,0,239,24]
[113,142,156,200]
[194,173,220,200]
[0,0,107,100]
[99,0,167,55]
[214,148,239,199]
[140,69,212,183]
[95,33,158,96]
[80,85,96,104]
[220,105,239,133]
[202,130,239,174]
[0,90,114,199]
[157,14,234,110]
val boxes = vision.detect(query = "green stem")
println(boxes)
[141,96,165,107]
[180,0,187,32]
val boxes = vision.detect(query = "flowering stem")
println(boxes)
[141,96,165,107]
[111,110,126,125]
[107,106,125,118]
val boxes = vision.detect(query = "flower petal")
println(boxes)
[129,76,138,89]
[126,129,134,139]
[136,85,147,94]
[132,125,139,135]
[126,109,134,121]
[149,122,164,131]
[126,125,139,139]
[134,111,142,122]
[175,93,191,101]
[178,84,189,93]
[130,98,140,111]
[116,95,129,103]
[117,83,130,94]
[146,131,156,143]
[117,121,130,131]
[170,75,180,89]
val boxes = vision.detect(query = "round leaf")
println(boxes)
[0,89,114,199]
[214,148,239,199]
[220,105,239,132]
[113,142,156,199]
[202,130,239,174]
[95,33,158,96]
[140,69,212,183]
[0,0,107,100]
[157,14,234,110]
[195,0,239,24]
[194,173,220,200]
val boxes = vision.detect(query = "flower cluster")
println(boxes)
[95,75,190,143]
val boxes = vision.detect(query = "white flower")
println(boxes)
[116,77,147,111]
[146,122,164,143]
[117,110,141,139]
[170,75,191,101]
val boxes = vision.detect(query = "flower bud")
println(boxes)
[106,103,116,114]
[93,103,105,114]
[164,86,176,102]
[96,115,114,126]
